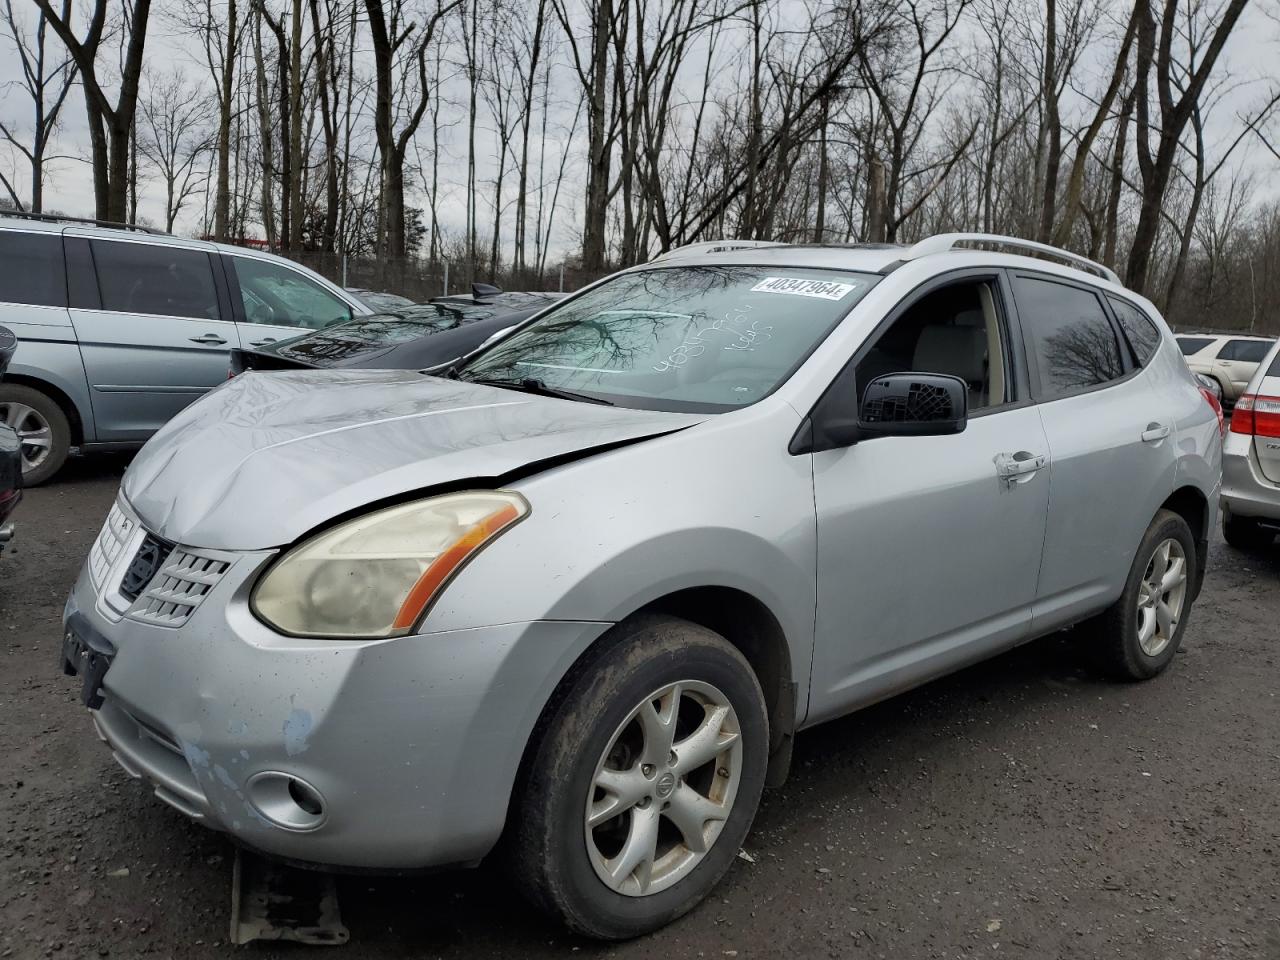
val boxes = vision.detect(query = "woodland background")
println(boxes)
[2,0,1280,330]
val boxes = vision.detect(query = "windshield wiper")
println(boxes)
[463,376,614,405]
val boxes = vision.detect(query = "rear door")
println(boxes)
[221,254,357,350]
[1010,273,1177,632]
[67,234,240,442]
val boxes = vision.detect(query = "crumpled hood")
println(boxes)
[123,369,703,550]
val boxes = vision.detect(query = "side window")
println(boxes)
[854,279,1009,411]
[231,257,352,329]
[1012,276,1125,399]
[91,240,221,321]
[1107,296,1162,365]
[1221,339,1272,364]
[1177,336,1215,356]
[0,231,66,307]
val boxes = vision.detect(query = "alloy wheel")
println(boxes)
[584,680,743,897]
[0,400,52,474]
[1136,538,1188,657]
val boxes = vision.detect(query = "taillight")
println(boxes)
[1233,394,1280,438]
[1200,387,1225,438]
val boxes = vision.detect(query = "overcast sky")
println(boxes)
[2,0,1278,256]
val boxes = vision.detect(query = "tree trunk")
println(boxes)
[581,0,612,270]
[287,0,303,252]
[213,0,237,241]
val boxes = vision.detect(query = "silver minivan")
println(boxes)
[62,234,1222,939]
[0,214,370,483]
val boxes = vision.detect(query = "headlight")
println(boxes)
[251,491,528,639]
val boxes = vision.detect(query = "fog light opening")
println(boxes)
[246,771,328,831]
[288,777,324,817]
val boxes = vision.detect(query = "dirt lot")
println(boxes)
[2,456,1278,959]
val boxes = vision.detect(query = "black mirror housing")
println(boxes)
[857,372,968,439]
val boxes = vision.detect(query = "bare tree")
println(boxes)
[34,0,153,222]
[137,70,213,231]
[0,0,79,212]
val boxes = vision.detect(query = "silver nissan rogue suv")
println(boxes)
[62,234,1223,939]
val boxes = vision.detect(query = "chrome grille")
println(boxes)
[127,549,232,628]
[88,503,136,591]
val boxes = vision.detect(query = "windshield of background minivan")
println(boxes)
[457,266,878,411]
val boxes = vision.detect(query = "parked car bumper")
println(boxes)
[62,504,608,871]
[1221,433,1280,524]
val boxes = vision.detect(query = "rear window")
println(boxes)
[92,240,221,321]
[1177,336,1215,356]
[0,230,66,307]
[1108,296,1162,365]
[1220,339,1273,363]
[1268,350,1280,376]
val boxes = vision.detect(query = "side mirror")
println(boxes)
[858,372,968,438]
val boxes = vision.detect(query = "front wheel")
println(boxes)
[509,615,768,939]
[0,384,71,486]
[1089,509,1197,681]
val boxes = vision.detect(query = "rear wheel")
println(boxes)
[1090,510,1197,681]
[509,615,768,939]
[1223,509,1274,550]
[0,384,71,486]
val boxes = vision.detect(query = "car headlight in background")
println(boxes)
[251,491,528,639]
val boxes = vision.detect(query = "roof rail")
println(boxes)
[0,209,169,236]
[652,239,787,262]
[903,233,1120,284]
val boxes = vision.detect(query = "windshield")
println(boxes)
[456,265,878,411]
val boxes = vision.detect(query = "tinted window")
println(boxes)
[1269,350,1280,376]
[0,231,66,307]
[1220,339,1273,363]
[232,257,351,329]
[1108,296,1162,365]
[92,240,220,320]
[460,266,879,412]
[1177,336,1215,356]
[1012,276,1125,399]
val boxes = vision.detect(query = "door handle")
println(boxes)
[249,338,277,347]
[995,451,1047,484]
[189,334,228,345]
[1141,423,1171,443]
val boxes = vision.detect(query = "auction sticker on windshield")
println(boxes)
[750,277,863,300]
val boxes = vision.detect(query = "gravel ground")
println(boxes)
[2,456,1278,959]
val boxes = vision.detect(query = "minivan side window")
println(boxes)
[1219,339,1273,363]
[1012,275,1125,400]
[230,257,352,329]
[1107,296,1162,365]
[91,240,221,321]
[0,231,66,307]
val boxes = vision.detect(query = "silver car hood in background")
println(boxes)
[123,370,703,550]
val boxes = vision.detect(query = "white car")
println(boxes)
[1177,333,1276,405]
[1221,337,1280,548]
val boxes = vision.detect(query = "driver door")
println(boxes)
[805,272,1052,725]
[221,254,357,350]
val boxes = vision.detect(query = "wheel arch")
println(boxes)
[1159,485,1209,598]
[514,587,800,808]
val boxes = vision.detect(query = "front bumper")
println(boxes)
[1221,433,1280,523]
[63,529,608,871]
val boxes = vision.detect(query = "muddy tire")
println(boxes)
[1089,510,1197,682]
[509,614,768,940]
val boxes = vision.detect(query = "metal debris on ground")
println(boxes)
[230,849,349,946]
